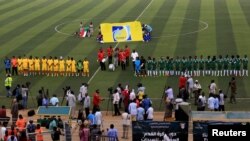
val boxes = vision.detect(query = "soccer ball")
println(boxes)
[109,64,115,71]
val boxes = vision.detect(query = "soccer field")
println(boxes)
[1,0,250,110]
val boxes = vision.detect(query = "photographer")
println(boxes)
[229,77,237,104]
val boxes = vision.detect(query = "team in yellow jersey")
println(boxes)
[15,55,90,77]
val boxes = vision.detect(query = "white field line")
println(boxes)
[87,0,155,84]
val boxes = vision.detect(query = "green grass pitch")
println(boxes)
[1,0,250,111]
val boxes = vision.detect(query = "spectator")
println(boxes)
[35,124,43,141]
[219,89,225,111]
[0,106,10,125]
[136,104,145,121]
[187,75,194,98]
[87,113,96,126]
[113,89,121,116]
[52,127,63,141]
[42,95,49,106]
[146,104,154,121]
[79,123,89,141]
[67,91,76,118]
[129,89,136,101]
[50,94,59,106]
[201,92,206,111]
[95,109,103,128]
[27,120,36,141]
[92,89,104,114]
[21,84,28,109]
[116,83,123,109]
[193,80,202,105]
[90,124,101,141]
[5,74,13,97]
[128,99,137,121]
[122,86,130,113]
[207,94,215,111]
[7,132,18,141]
[121,112,130,139]
[141,95,152,120]
[178,75,187,90]
[0,123,7,140]
[107,124,118,141]
[214,95,219,111]
[11,99,19,124]
[15,114,26,131]
[197,96,203,111]
[79,83,88,104]
[164,95,173,121]
[4,57,11,75]
[165,86,174,101]
[84,93,90,117]
[209,80,217,95]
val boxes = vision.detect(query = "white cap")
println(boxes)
[195,80,198,82]
[60,56,63,59]
[199,95,202,99]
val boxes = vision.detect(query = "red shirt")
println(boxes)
[97,51,104,62]
[106,47,113,57]
[124,47,130,57]
[93,93,101,106]
[0,108,6,118]
[122,90,129,107]
[179,76,187,89]
[11,58,18,67]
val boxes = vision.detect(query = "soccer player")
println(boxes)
[205,56,211,76]
[28,56,35,76]
[59,56,65,76]
[216,55,223,76]
[83,57,90,77]
[11,56,18,76]
[17,56,23,75]
[186,56,193,76]
[34,57,41,75]
[211,56,216,76]
[180,56,187,76]
[235,55,241,76]
[146,56,153,76]
[53,57,59,77]
[22,55,29,76]
[152,58,157,77]
[230,55,236,76]
[198,55,205,76]
[169,58,174,76]
[71,57,76,76]
[223,55,230,76]
[66,57,72,76]
[242,55,248,76]
[165,56,170,76]
[4,57,11,75]
[47,56,53,76]
[41,56,47,75]
[76,59,83,76]
[158,57,165,76]
[193,56,198,76]
[174,56,181,76]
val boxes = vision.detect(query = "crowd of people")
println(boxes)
[3,56,90,77]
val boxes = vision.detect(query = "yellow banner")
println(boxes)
[100,21,143,43]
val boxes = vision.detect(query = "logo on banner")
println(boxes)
[112,25,131,42]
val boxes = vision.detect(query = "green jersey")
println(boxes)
[193,59,198,70]
[205,58,211,70]
[242,57,248,69]
[174,59,181,71]
[186,59,192,71]
[235,58,241,70]
[77,61,83,70]
[181,59,187,71]
[198,58,205,70]
[230,58,236,70]
[147,60,153,70]
[152,60,157,70]
[216,58,223,70]
[223,57,229,69]
[165,59,170,70]
[210,60,216,70]
[169,60,174,70]
[158,59,165,70]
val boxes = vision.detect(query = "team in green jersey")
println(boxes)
[142,55,248,77]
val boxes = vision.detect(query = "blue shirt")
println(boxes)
[107,128,118,140]
[145,24,152,32]
[137,107,145,121]
[87,114,96,125]
[135,60,141,70]
[4,59,11,68]
[214,98,219,109]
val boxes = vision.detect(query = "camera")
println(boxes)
[107,87,113,94]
